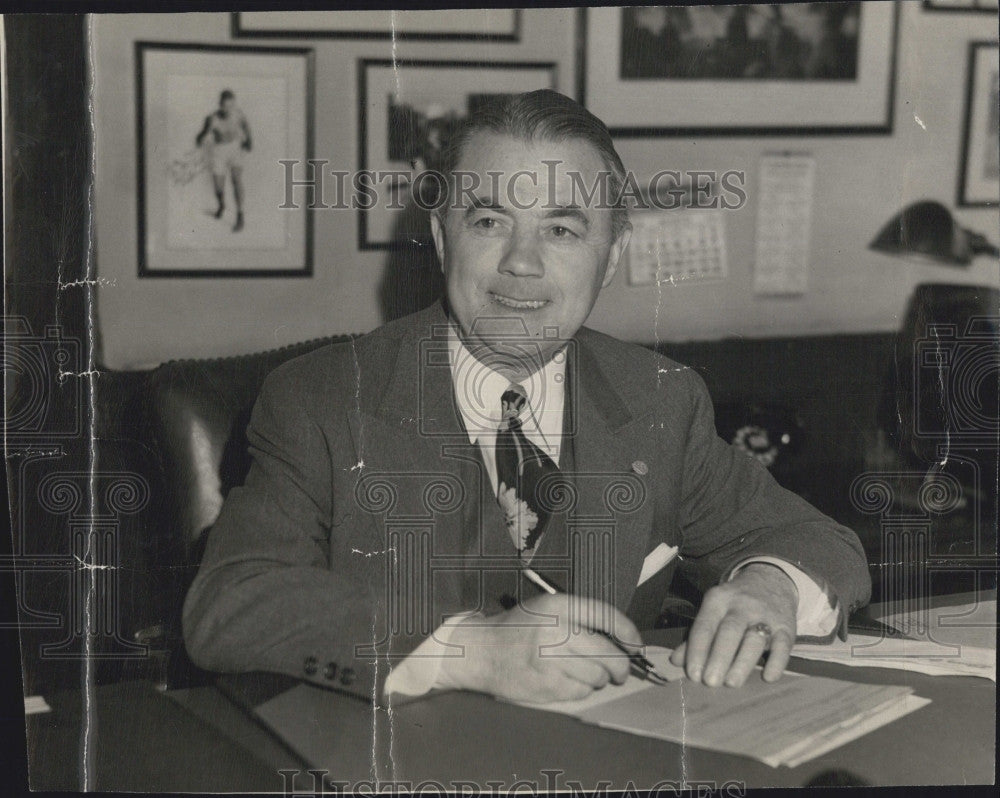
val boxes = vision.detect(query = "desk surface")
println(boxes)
[26,594,996,791]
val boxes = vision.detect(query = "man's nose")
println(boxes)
[498,230,544,278]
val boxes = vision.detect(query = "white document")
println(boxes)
[580,671,922,768]
[794,598,997,681]
[510,646,685,717]
[780,694,932,769]
[792,636,996,681]
[881,598,997,651]
[514,647,927,768]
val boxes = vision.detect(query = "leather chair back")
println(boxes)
[147,335,353,563]
[138,335,352,687]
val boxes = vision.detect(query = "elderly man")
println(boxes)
[183,90,870,704]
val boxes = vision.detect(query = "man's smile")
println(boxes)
[488,291,551,310]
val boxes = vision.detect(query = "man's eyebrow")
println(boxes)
[542,206,590,228]
[464,196,507,216]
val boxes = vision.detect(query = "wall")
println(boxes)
[93,4,999,369]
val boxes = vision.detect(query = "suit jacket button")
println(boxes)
[324,662,338,681]
[339,667,355,686]
[303,656,318,676]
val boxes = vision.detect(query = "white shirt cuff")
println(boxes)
[730,556,839,638]
[383,611,484,697]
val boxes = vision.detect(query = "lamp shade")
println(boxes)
[870,200,999,266]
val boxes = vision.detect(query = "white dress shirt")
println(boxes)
[385,326,837,696]
[448,328,565,488]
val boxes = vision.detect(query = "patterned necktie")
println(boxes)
[495,383,560,556]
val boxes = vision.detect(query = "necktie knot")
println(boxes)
[500,384,527,427]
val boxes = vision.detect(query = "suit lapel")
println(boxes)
[349,305,472,608]
[545,334,657,611]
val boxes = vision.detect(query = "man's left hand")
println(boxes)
[669,563,797,687]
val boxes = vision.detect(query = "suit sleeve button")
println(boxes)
[339,667,355,686]
[324,662,338,681]
[303,656,318,676]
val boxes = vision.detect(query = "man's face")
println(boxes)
[221,98,235,115]
[431,132,630,375]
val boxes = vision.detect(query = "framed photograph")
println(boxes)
[232,10,521,41]
[135,42,314,277]
[357,59,558,250]
[958,41,1000,207]
[577,2,900,136]
[923,0,998,12]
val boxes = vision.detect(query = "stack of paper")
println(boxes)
[514,647,685,717]
[793,599,997,681]
[514,646,928,768]
[881,598,996,650]
[792,636,995,681]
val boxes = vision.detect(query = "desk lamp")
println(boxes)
[869,199,999,265]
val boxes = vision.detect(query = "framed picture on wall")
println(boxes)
[232,9,521,41]
[922,0,998,12]
[958,41,1000,207]
[577,2,900,136]
[135,42,314,277]
[357,59,558,250]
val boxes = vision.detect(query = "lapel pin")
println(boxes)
[631,460,648,476]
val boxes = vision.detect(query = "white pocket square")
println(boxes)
[637,542,679,587]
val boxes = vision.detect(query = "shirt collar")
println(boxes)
[447,322,566,444]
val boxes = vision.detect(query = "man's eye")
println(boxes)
[474,217,498,229]
[550,225,578,239]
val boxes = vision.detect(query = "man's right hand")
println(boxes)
[434,594,642,703]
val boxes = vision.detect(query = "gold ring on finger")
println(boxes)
[748,622,773,638]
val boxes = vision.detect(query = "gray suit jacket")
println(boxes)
[183,302,871,700]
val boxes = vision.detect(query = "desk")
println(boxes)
[26,594,996,790]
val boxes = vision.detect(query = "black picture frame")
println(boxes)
[356,58,559,251]
[576,3,901,137]
[957,41,1000,207]
[135,42,315,278]
[231,10,521,42]
[922,0,998,13]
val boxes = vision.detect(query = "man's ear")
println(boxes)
[430,211,446,273]
[601,223,632,288]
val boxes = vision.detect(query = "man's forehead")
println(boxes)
[455,130,607,174]
[449,131,613,211]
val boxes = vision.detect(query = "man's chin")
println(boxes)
[463,309,551,339]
